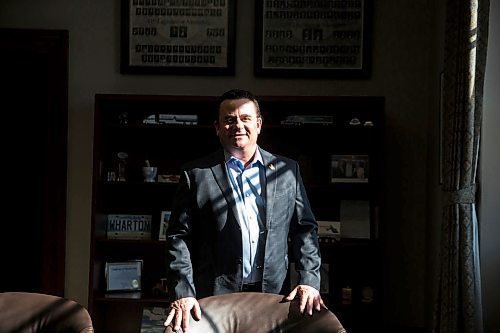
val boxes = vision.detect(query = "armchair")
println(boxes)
[0,292,94,333]
[165,292,346,333]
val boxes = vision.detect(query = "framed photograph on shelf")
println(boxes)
[121,0,236,75]
[158,210,171,241]
[317,221,341,241]
[254,0,371,78]
[331,154,369,183]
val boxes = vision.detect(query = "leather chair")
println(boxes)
[165,292,346,333]
[0,292,94,333]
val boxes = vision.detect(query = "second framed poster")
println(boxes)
[121,0,236,75]
[254,0,371,78]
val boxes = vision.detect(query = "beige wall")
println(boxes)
[481,1,500,332]
[0,0,448,329]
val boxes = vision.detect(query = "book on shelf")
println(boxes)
[107,214,152,240]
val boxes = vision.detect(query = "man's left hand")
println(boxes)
[285,285,326,315]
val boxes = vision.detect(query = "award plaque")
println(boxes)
[105,261,143,292]
[121,0,236,75]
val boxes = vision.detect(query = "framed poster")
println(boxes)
[121,0,236,75]
[254,0,371,78]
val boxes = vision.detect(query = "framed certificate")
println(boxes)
[121,0,236,75]
[105,261,143,292]
[254,0,371,78]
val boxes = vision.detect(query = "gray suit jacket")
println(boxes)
[166,147,321,300]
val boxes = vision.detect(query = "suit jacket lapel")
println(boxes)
[260,148,278,229]
[210,150,242,227]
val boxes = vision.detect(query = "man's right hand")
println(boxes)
[164,297,201,333]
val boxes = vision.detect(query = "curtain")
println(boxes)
[434,0,489,332]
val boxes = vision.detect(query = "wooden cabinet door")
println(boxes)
[0,29,68,296]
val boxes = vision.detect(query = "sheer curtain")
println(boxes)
[433,0,490,332]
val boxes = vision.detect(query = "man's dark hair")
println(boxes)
[215,89,261,119]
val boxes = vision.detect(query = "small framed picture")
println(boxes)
[159,211,171,241]
[317,221,341,240]
[331,154,369,183]
[105,260,142,292]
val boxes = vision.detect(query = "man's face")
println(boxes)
[215,98,262,155]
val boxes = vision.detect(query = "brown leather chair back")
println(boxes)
[165,292,346,333]
[0,292,94,333]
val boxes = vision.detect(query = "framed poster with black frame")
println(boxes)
[254,0,371,78]
[121,0,236,75]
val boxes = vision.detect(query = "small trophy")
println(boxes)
[117,152,128,182]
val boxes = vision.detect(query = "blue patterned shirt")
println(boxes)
[225,149,266,283]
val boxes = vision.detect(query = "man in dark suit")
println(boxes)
[164,89,323,332]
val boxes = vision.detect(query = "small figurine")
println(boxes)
[118,112,128,125]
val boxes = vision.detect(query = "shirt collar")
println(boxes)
[224,147,263,169]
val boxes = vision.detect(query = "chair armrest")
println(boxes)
[0,292,94,333]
